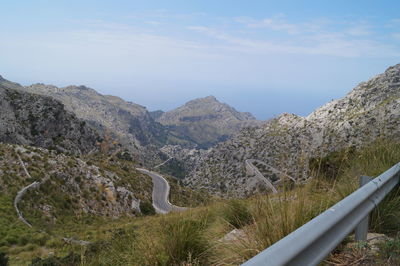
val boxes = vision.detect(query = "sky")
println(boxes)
[1,0,400,119]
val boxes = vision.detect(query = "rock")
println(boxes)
[219,229,247,243]
[186,63,400,197]
[0,85,99,155]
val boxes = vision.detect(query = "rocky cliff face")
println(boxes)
[0,84,99,155]
[185,64,400,197]
[8,82,170,164]
[157,96,261,148]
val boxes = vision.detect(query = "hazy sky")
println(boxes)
[2,0,400,119]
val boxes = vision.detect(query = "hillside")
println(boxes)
[0,83,99,155]
[185,64,400,197]
[19,82,171,165]
[0,141,156,264]
[156,96,261,148]
[0,75,262,169]
[0,78,259,166]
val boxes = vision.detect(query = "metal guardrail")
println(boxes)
[242,162,400,266]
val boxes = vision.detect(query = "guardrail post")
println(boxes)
[354,176,373,241]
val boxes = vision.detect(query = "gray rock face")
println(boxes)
[185,64,400,197]
[0,86,99,155]
[8,82,169,164]
[157,96,261,148]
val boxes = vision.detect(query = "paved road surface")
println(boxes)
[137,168,187,214]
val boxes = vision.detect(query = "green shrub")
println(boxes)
[18,235,29,246]
[139,200,156,216]
[31,233,48,246]
[377,235,400,264]
[4,236,17,246]
[0,252,8,266]
[30,252,80,266]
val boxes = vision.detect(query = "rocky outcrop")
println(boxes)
[185,64,400,197]
[0,85,99,155]
[157,96,261,148]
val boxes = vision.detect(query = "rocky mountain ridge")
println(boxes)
[0,77,259,166]
[156,95,261,148]
[0,84,99,155]
[185,64,400,197]
[21,82,170,164]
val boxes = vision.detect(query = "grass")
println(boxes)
[161,213,210,265]
[219,199,253,229]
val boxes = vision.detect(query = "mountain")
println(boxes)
[149,110,165,120]
[1,75,261,166]
[0,81,99,155]
[156,96,261,148]
[185,64,400,197]
[1,80,172,165]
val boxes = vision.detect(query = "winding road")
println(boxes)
[136,168,187,214]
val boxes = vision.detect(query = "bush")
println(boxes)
[31,233,49,246]
[0,252,8,266]
[377,235,400,264]
[18,235,29,246]
[4,236,17,246]
[30,252,80,266]
[139,200,156,216]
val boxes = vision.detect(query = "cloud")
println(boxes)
[235,16,302,34]
[392,33,400,40]
[187,24,399,58]
[145,21,162,25]
[234,15,329,35]
[186,15,400,58]
[344,24,373,36]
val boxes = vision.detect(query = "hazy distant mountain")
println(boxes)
[0,77,99,155]
[185,64,400,197]
[149,110,165,120]
[156,96,261,148]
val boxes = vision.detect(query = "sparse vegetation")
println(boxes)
[82,138,400,265]
[1,138,400,265]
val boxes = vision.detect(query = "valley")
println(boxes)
[1,64,400,265]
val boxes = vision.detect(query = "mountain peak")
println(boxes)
[156,95,259,148]
[203,95,218,101]
[186,95,219,105]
